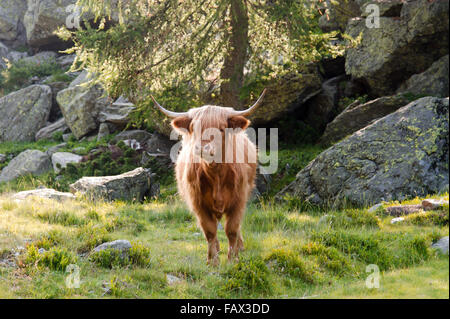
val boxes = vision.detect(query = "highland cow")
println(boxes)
[152,90,266,265]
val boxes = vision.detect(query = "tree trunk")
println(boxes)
[220,0,249,109]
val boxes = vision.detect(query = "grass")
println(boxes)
[0,192,447,299]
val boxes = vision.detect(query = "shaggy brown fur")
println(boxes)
[172,105,257,265]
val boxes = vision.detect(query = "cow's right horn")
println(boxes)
[151,95,188,118]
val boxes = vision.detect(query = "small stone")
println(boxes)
[431,236,449,255]
[166,274,182,285]
[93,240,132,256]
[422,199,449,211]
[62,133,73,142]
[385,205,422,217]
[13,188,75,201]
[46,143,67,156]
[38,248,46,254]
[97,123,110,141]
[390,217,405,224]
[0,153,6,163]
[51,152,83,173]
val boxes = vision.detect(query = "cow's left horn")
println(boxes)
[232,88,267,117]
[151,95,188,118]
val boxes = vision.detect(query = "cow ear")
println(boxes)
[228,115,250,130]
[171,116,192,134]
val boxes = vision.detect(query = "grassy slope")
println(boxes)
[0,193,447,299]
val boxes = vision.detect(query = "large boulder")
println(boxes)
[0,150,52,183]
[23,0,77,49]
[247,71,322,127]
[278,97,449,207]
[69,167,153,201]
[345,0,449,96]
[320,94,412,144]
[0,0,27,44]
[397,55,449,98]
[0,85,52,142]
[318,0,361,32]
[56,71,109,139]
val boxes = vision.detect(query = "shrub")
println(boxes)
[403,210,449,227]
[300,242,354,276]
[220,256,272,295]
[76,224,111,252]
[89,242,151,269]
[22,245,76,271]
[265,248,318,283]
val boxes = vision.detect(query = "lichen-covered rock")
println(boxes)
[51,151,82,173]
[247,71,322,126]
[278,97,449,207]
[98,96,135,125]
[318,0,361,32]
[0,150,52,183]
[70,167,152,201]
[93,240,132,256]
[345,0,449,96]
[0,0,27,43]
[56,72,109,139]
[0,84,52,142]
[321,94,412,144]
[397,55,449,98]
[431,236,449,255]
[23,0,77,49]
[111,130,153,145]
[13,188,75,201]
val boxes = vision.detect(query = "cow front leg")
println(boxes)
[224,217,242,262]
[199,214,219,266]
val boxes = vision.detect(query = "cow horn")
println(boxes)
[232,88,267,117]
[151,95,188,118]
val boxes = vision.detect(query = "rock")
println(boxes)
[303,75,346,133]
[149,182,160,198]
[431,236,449,255]
[360,0,404,18]
[390,217,405,224]
[397,55,449,98]
[386,205,422,217]
[98,96,135,125]
[318,0,361,32]
[97,123,110,141]
[70,167,153,201]
[112,130,153,145]
[0,41,9,69]
[277,97,449,207]
[0,150,52,183]
[62,133,73,142]
[51,152,82,173]
[0,0,27,43]
[56,54,75,69]
[422,199,449,211]
[321,94,412,144]
[0,85,52,142]
[247,72,322,127]
[38,248,46,254]
[56,72,109,139]
[21,51,57,64]
[12,188,75,201]
[166,274,182,285]
[23,0,77,49]
[46,143,67,156]
[123,139,142,151]
[35,118,69,141]
[0,153,6,163]
[93,240,132,256]
[345,0,449,96]
[255,166,272,195]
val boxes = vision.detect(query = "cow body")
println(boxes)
[174,106,257,265]
[151,89,266,265]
